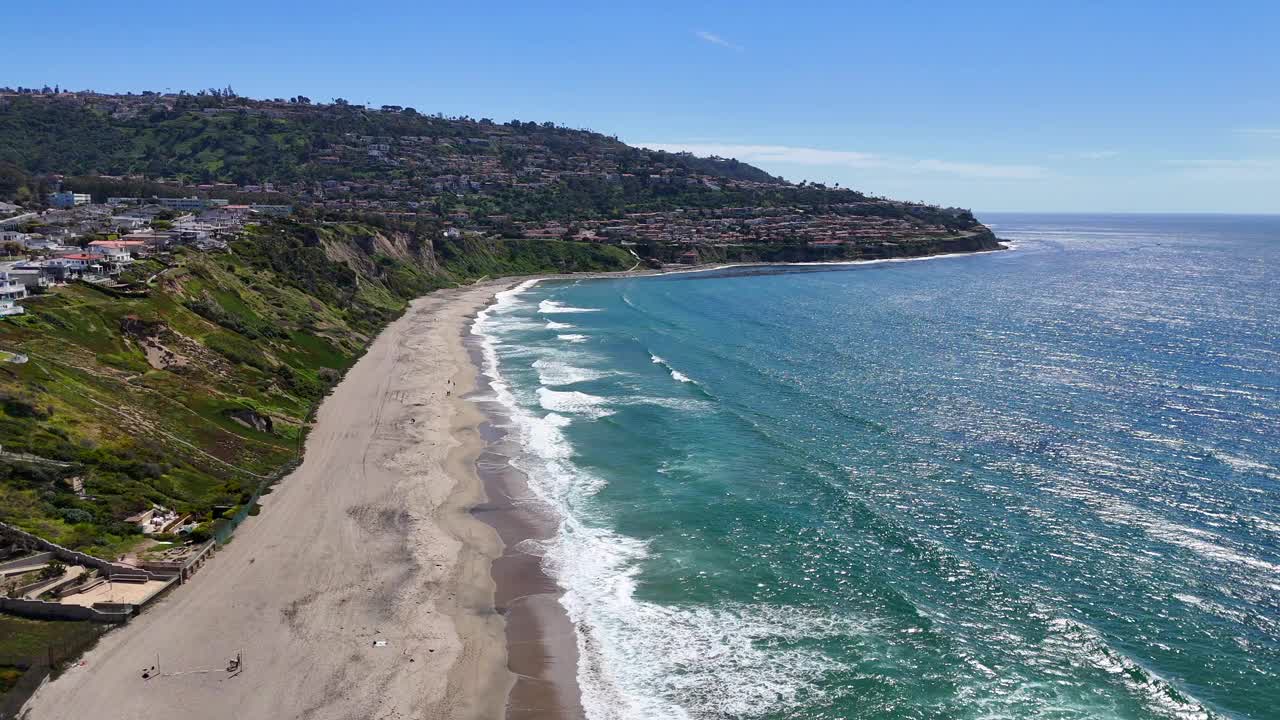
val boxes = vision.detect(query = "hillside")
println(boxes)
[0,90,779,198]
[0,221,629,555]
[0,90,996,257]
[0,88,1001,556]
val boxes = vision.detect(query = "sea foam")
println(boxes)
[540,299,602,314]
[532,358,609,386]
[537,388,614,419]
[473,283,854,720]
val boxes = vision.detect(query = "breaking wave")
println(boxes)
[541,299,602,314]
[650,353,695,383]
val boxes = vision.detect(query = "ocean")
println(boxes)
[472,214,1279,720]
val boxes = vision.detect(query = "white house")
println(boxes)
[111,216,151,231]
[0,230,29,245]
[155,196,229,212]
[0,273,27,317]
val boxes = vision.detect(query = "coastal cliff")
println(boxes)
[657,227,1003,265]
[0,219,629,559]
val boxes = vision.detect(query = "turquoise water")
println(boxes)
[473,214,1279,720]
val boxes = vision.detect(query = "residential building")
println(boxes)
[0,230,28,245]
[0,212,38,230]
[0,273,27,303]
[2,267,47,291]
[155,196,229,212]
[0,273,27,317]
[87,240,145,258]
[49,191,91,208]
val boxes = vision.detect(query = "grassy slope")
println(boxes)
[0,220,630,556]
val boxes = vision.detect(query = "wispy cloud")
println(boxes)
[1234,128,1280,139]
[695,31,742,51]
[1170,157,1280,179]
[1049,150,1121,161]
[639,142,1047,180]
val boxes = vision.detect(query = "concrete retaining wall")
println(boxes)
[0,521,171,581]
[0,597,131,624]
[0,551,53,573]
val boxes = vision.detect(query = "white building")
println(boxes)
[0,273,27,317]
[156,196,230,212]
[111,216,151,231]
[49,191,91,208]
[0,230,29,245]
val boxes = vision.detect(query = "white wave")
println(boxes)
[532,358,610,387]
[473,285,603,502]
[1042,617,1215,720]
[650,353,695,384]
[474,281,857,720]
[537,388,614,419]
[558,334,589,343]
[625,397,712,413]
[541,517,870,720]
[540,299,602,314]
[546,320,574,330]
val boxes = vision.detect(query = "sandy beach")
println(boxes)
[23,282,517,720]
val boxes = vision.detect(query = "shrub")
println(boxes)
[0,392,50,420]
[59,508,93,524]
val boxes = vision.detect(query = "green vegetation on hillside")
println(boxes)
[0,219,629,555]
[0,94,777,189]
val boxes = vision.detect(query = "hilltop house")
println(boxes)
[44,250,125,280]
[2,266,47,291]
[0,273,28,317]
[0,229,28,246]
[49,191,91,208]
[87,239,146,258]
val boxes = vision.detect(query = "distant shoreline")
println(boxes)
[517,239,1010,284]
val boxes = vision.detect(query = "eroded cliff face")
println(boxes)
[671,227,1004,265]
[319,228,441,278]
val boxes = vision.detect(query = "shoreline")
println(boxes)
[465,285,587,720]
[17,241,1010,720]
[452,243,1016,719]
[519,241,1010,283]
[22,283,513,720]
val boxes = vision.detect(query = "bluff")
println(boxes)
[0,220,629,555]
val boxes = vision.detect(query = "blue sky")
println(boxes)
[7,1,1279,213]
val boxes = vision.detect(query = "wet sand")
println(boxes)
[466,328,586,719]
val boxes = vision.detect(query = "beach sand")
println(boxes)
[23,282,519,720]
